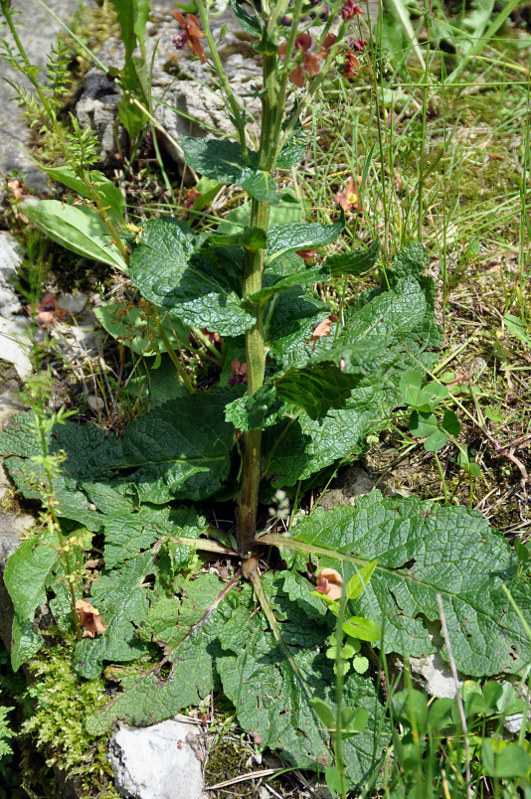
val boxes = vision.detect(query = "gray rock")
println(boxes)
[0,0,96,196]
[0,231,32,379]
[109,719,207,799]
[409,652,460,699]
[74,69,125,165]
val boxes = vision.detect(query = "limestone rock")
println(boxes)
[109,719,208,799]
[0,232,32,379]
[0,0,96,198]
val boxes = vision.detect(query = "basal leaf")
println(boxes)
[217,574,387,786]
[21,200,127,271]
[179,137,279,204]
[129,217,254,336]
[267,213,345,264]
[85,573,231,733]
[289,493,531,676]
[112,390,235,503]
[74,551,154,679]
[4,528,60,670]
[101,504,206,570]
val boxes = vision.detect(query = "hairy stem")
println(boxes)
[236,198,268,552]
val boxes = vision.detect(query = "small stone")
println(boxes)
[109,719,207,799]
[59,293,89,314]
[409,652,460,698]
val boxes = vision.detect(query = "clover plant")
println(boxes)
[1,0,530,795]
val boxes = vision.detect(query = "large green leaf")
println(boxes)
[75,551,154,679]
[275,361,358,419]
[264,278,438,484]
[289,493,531,676]
[21,199,128,271]
[129,217,254,336]
[267,214,345,264]
[179,137,279,204]
[4,528,60,670]
[85,573,230,732]
[48,390,235,505]
[217,574,387,787]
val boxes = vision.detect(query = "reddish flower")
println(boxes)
[335,176,363,212]
[296,248,317,261]
[26,292,67,325]
[343,50,360,79]
[75,599,107,638]
[229,359,247,386]
[184,187,201,210]
[350,36,368,52]
[172,10,206,64]
[315,568,343,600]
[279,34,321,87]
[306,314,339,350]
[342,0,364,19]
[319,32,337,58]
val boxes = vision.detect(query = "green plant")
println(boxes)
[386,676,531,799]
[1,0,530,795]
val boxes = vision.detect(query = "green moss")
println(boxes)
[21,640,120,799]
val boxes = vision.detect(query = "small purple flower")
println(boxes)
[172,31,187,51]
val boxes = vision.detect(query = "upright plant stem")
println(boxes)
[237,198,268,553]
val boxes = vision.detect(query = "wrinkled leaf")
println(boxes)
[179,137,279,204]
[267,214,345,264]
[129,217,254,336]
[290,492,531,676]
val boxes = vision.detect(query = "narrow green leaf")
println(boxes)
[310,697,336,729]
[346,560,377,600]
[39,165,125,221]
[21,200,128,271]
[109,0,150,56]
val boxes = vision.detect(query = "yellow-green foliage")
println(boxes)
[23,642,120,798]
